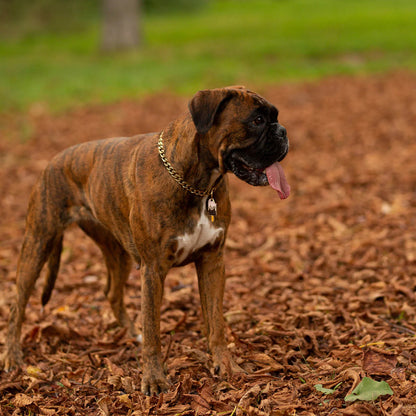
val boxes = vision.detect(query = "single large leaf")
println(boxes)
[345,377,393,402]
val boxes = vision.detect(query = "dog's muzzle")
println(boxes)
[223,123,290,199]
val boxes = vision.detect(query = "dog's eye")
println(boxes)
[253,116,264,126]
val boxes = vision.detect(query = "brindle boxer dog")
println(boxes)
[2,87,290,395]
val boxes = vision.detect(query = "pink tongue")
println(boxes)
[265,162,290,200]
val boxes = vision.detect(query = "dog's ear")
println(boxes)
[226,85,246,90]
[189,89,235,134]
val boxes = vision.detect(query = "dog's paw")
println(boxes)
[141,370,170,396]
[0,347,23,372]
[212,349,246,378]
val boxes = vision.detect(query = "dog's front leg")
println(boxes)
[140,264,170,395]
[195,251,244,376]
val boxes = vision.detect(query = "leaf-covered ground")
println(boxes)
[1,72,416,415]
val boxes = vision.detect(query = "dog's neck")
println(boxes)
[161,115,221,194]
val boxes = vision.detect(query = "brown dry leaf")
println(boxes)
[118,393,133,408]
[97,396,111,416]
[39,408,57,416]
[363,348,397,376]
[26,365,47,380]
[186,393,211,413]
[121,376,135,394]
[199,380,215,403]
[336,368,364,395]
[153,404,191,415]
[339,402,382,416]
[225,310,251,324]
[0,381,23,393]
[104,357,124,376]
[36,321,80,342]
[108,374,122,389]
[236,385,262,415]
[59,377,72,389]
[13,393,35,407]
[247,352,285,372]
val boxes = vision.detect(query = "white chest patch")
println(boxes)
[175,200,224,264]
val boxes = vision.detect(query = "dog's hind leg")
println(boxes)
[2,229,61,371]
[78,220,135,336]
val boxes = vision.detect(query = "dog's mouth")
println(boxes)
[224,150,290,200]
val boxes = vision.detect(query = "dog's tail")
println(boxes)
[41,234,63,306]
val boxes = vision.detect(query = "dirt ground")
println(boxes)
[0,72,416,415]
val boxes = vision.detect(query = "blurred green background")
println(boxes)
[1,0,415,113]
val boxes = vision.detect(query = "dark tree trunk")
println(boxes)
[101,0,142,51]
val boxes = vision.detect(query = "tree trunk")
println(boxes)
[101,0,141,51]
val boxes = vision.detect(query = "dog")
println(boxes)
[2,86,290,395]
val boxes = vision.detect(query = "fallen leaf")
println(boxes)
[13,393,34,407]
[363,348,397,376]
[345,377,393,402]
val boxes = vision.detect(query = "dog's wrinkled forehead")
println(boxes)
[227,86,270,107]
[226,88,277,120]
[189,86,275,134]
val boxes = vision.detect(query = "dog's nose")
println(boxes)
[277,125,287,138]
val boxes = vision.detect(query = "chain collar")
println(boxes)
[158,131,220,198]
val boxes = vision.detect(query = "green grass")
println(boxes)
[1,0,416,112]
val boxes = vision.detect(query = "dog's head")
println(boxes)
[189,86,290,199]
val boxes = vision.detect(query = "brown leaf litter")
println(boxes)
[1,71,416,415]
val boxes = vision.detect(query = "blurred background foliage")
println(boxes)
[0,0,415,112]
[0,0,210,38]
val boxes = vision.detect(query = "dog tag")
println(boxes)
[207,197,217,222]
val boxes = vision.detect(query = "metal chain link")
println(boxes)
[158,131,209,197]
